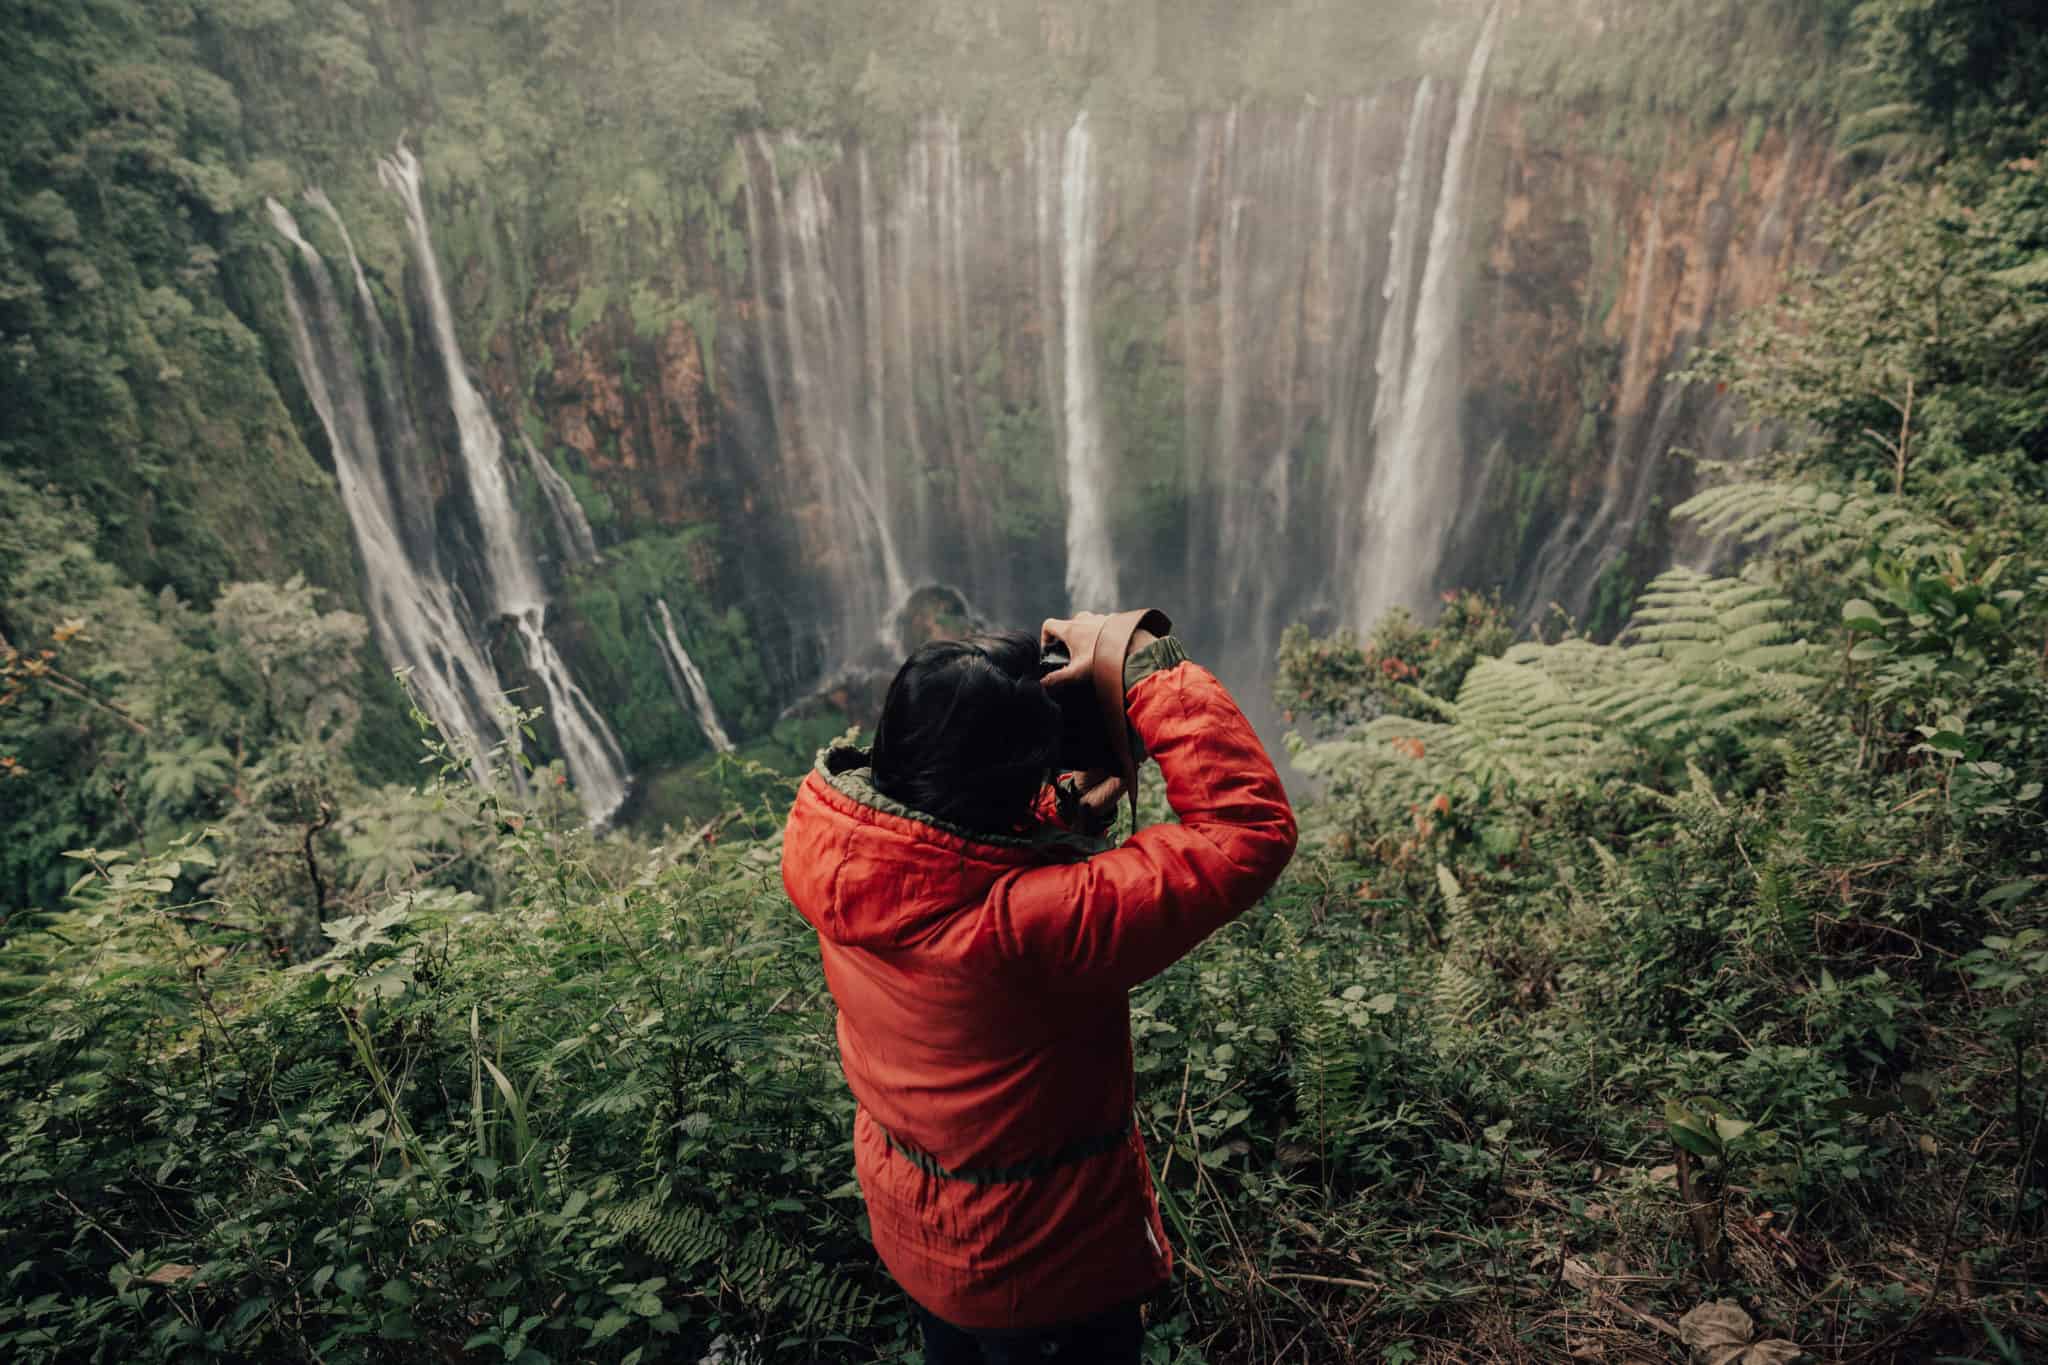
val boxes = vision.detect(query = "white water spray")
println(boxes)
[1058,112,1119,610]
[652,599,736,755]
[520,433,599,567]
[378,144,629,824]
[1354,8,1501,632]
[264,198,502,780]
[1370,79,1440,453]
[745,133,912,657]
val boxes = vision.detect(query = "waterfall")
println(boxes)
[378,146,537,611]
[1321,96,1388,601]
[377,144,630,824]
[1370,80,1439,453]
[520,433,599,567]
[263,199,502,780]
[1058,112,1119,610]
[651,599,736,755]
[302,188,441,558]
[857,147,888,531]
[1031,127,1065,513]
[743,133,911,660]
[1178,115,1215,513]
[1353,8,1500,632]
[725,9,1751,725]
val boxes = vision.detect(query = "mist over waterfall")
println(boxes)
[731,10,1530,709]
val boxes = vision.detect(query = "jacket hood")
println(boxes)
[781,742,1106,952]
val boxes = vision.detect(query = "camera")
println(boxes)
[1039,640,1119,773]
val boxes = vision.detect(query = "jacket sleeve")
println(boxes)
[986,641,1298,992]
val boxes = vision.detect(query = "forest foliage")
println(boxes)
[3,2,2048,1362]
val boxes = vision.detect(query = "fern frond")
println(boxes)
[1429,960,1487,1034]
[600,1193,726,1268]
[1675,480,1950,568]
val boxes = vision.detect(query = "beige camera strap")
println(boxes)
[1090,608,1173,831]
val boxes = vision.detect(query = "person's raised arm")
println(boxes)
[986,623,1297,992]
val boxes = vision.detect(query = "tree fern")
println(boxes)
[601,1190,724,1264]
[1298,565,1822,846]
[1675,479,1950,571]
[1581,567,1822,749]
[598,1194,872,1334]
[139,739,233,818]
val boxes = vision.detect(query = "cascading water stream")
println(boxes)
[520,433,600,567]
[378,144,629,824]
[301,188,441,557]
[1354,7,1501,632]
[1058,112,1119,610]
[744,133,912,660]
[651,599,736,755]
[263,198,502,780]
[1370,79,1439,457]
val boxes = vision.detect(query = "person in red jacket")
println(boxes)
[781,612,1297,1363]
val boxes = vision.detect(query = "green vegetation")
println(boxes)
[4,2,2048,1361]
[7,140,2047,1359]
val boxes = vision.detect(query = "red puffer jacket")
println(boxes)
[780,641,1298,1330]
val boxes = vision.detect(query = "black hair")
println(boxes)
[870,631,1060,834]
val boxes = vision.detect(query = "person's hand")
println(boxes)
[1073,768,1124,819]
[1055,767,1125,834]
[1040,612,1160,691]
[1038,612,1107,690]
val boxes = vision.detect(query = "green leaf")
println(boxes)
[1849,638,1893,661]
[587,1309,633,1345]
[1664,1098,1720,1157]
[1980,880,2039,909]
[1711,1115,1752,1144]
[1841,599,1885,632]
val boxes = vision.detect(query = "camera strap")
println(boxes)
[1090,607,1173,831]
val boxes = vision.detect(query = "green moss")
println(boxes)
[627,279,676,343]
[630,710,845,837]
[680,292,719,394]
[976,399,1058,540]
[559,530,773,776]
[567,283,611,345]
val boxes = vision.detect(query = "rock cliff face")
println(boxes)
[1472,114,1839,623]
[452,92,1838,733]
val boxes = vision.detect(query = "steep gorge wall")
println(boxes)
[1466,112,1839,624]
[432,94,1839,748]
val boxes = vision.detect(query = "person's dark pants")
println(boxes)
[914,1299,1144,1364]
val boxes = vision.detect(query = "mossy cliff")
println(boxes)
[3,0,1856,802]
